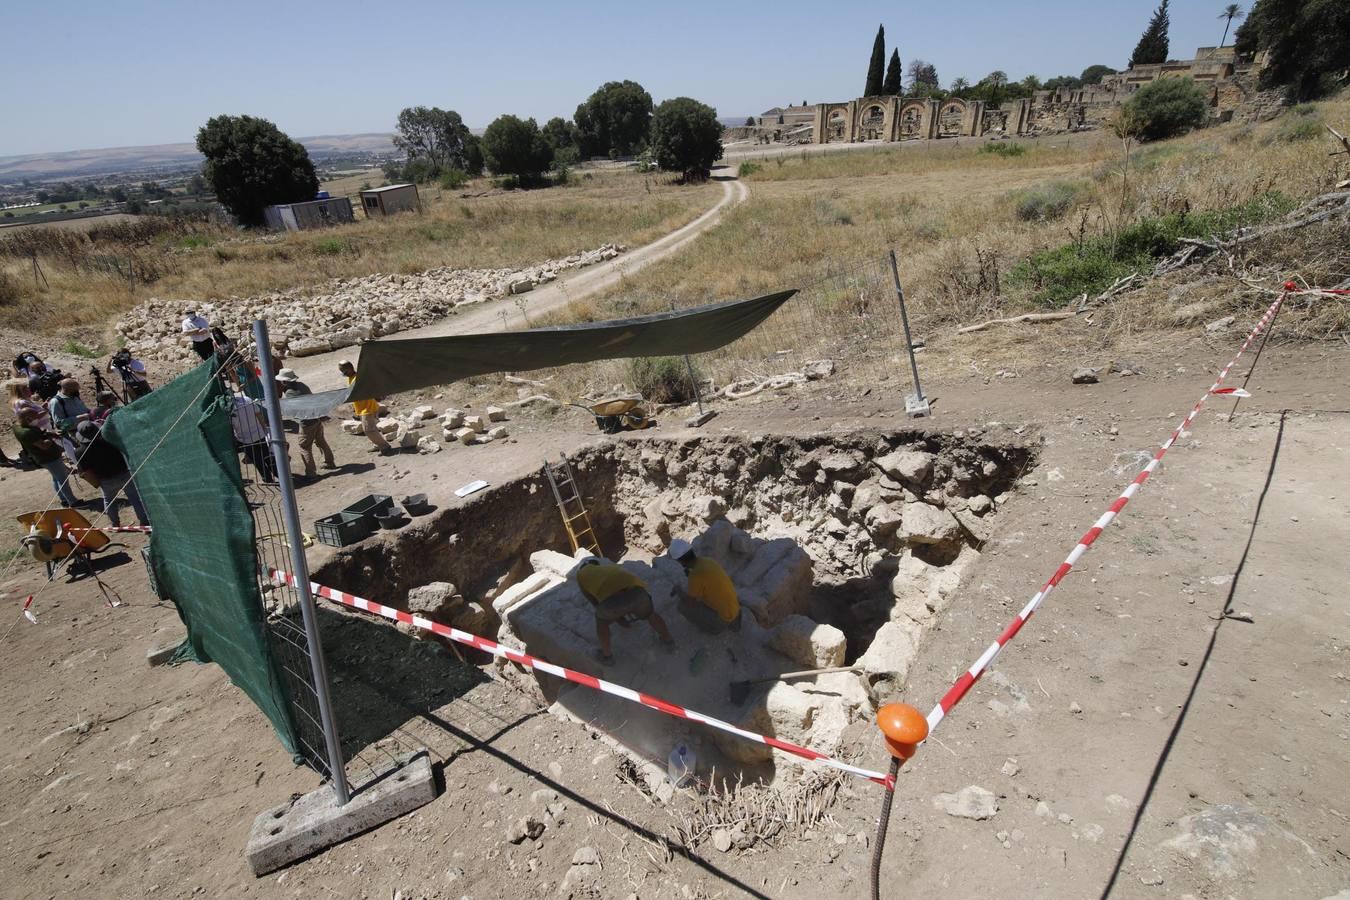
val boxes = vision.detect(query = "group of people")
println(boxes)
[5,352,150,527]
[575,538,741,665]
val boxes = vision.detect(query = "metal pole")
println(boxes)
[888,249,930,416]
[683,355,705,416]
[1227,294,1285,422]
[252,319,351,805]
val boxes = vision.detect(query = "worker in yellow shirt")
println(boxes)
[338,360,392,454]
[669,538,742,634]
[575,558,673,664]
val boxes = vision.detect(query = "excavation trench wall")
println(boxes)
[316,429,1035,785]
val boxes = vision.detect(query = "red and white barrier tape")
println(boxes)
[923,289,1289,733]
[59,525,153,535]
[266,567,896,789]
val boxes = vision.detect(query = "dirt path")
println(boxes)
[290,169,749,393]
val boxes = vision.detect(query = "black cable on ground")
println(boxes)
[870,756,902,900]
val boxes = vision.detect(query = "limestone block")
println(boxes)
[416,436,441,454]
[398,427,419,449]
[329,323,373,349]
[691,518,734,567]
[508,278,533,295]
[903,503,963,547]
[376,417,400,435]
[340,419,363,435]
[464,415,486,433]
[530,549,582,581]
[967,494,993,516]
[412,405,436,420]
[406,581,460,616]
[441,409,466,429]
[799,670,871,721]
[289,336,332,357]
[491,571,558,618]
[863,501,903,538]
[765,682,820,745]
[816,449,866,481]
[735,538,813,627]
[952,508,994,544]
[857,621,920,700]
[769,615,847,668]
[850,480,883,521]
[487,426,508,440]
[875,449,935,487]
[486,405,507,422]
[454,427,476,445]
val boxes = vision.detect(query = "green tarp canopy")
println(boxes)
[349,288,796,402]
[102,362,301,757]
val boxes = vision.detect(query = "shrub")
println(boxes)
[438,168,469,189]
[1009,193,1295,305]
[1267,113,1324,143]
[979,141,1026,157]
[627,356,698,404]
[62,339,99,358]
[1118,78,1208,142]
[738,161,762,178]
[0,271,19,305]
[1013,181,1081,221]
[311,237,350,256]
[196,114,319,227]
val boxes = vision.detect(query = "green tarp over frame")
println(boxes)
[102,361,301,756]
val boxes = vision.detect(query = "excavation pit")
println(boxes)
[317,429,1035,786]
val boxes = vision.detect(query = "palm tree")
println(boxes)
[1218,3,1244,47]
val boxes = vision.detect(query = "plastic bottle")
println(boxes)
[667,742,695,787]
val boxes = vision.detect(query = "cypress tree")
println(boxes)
[865,25,886,96]
[883,48,903,95]
[1129,0,1171,67]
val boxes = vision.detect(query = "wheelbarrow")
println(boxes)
[568,394,654,434]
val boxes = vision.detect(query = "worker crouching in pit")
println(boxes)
[574,558,674,665]
[668,538,742,634]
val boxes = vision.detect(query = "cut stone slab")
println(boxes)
[245,751,437,876]
[685,409,718,428]
[486,405,507,422]
[146,640,181,667]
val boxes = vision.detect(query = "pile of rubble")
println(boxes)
[339,403,515,453]
[115,244,625,362]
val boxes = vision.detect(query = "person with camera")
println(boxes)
[107,349,152,400]
[27,360,65,402]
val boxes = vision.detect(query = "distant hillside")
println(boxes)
[0,133,398,182]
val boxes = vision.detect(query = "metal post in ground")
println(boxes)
[888,249,931,418]
[682,354,716,427]
[252,319,351,806]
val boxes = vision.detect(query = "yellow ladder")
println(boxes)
[543,453,602,557]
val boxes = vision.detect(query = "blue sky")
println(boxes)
[2,0,1237,156]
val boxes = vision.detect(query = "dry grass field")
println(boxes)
[0,169,719,334]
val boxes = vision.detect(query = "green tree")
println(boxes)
[949,76,971,95]
[1218,3,1245,46]
[542,116,579,153]
[1043,74,1084,91]
[464,134,485,176]
[865,24,886,96]
[481,115,554,182]
[883,49,903,94]
[908,59,940,92]
[1020,74,1043,92]
[393,106,472,177]
[1080,64,1118,84]
[186,173,208,195]
[574,81,654,157]
[1118,76,1208,140]
[195,115,318,227]
[1129,0,1171,67]
[1235,0,1349,99]
[649,97,724,181]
